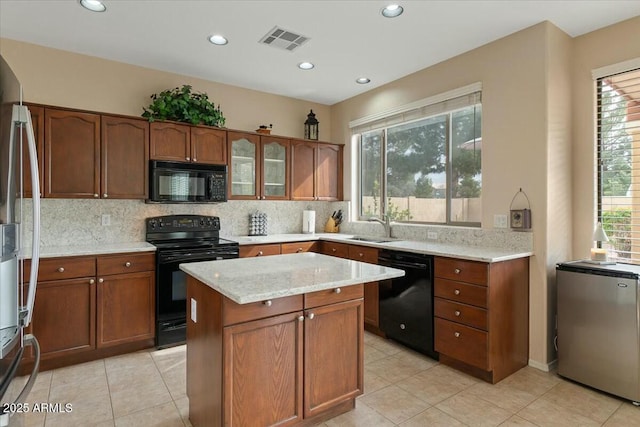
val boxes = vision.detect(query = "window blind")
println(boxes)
[597,68,640,263]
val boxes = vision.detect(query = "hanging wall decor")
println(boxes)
[304,110,319,140]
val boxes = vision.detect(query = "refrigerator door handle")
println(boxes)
[13,334,39,404]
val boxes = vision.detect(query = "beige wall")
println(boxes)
[572,16,640,260]
[0,38,331,140]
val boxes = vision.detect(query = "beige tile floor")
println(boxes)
[6,332,640,427]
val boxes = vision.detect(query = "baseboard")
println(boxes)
[528,358,558,372]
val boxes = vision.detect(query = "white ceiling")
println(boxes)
[1,1,639,105]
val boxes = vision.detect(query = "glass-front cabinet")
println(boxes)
[228,131,289,200]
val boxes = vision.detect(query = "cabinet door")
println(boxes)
[44,108,100,198]
[191,126,226,165]
[149,122,190,162]
[261,135,289,200]
[280,241,318,254]
[239,244,281,258]
[97,271,155,348]
[290,141,316,200]
[31,277,96,360]
[316,143,342,201]
[224,312,303,427]
[304,298,363,418]
[21,105,44,198]
[228,131,260,199]
[101,115,149,199]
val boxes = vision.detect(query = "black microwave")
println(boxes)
[148,160,227,203]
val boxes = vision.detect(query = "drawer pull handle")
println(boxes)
[57,267,65,273]
[89,279,95,285]
[454,289,460,295]
[455,310,461,317]
[307,313,315,320]
[125,262,132,267]
[298,316,304,322]
[334,287,341,294]
[454,332,461,338]
[98,278,104,283]
[263,300,272,307]
[257,251,263,256]
[454,268,461,274]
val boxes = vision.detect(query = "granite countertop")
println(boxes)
[180,252,405,304]
[231,233,532,263]
[22,242,156,259]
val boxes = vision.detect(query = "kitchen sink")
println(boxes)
[347,236,398,243]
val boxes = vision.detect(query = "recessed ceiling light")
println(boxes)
[208,34,228,45]
[381,4,403,18]
[79,0,106,12]
[356,77,371,84]
[298,62,314,70]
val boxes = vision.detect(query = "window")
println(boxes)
[354,89,482,225]
[597,68,640,263]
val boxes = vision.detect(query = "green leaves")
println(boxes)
[142,85,226,127]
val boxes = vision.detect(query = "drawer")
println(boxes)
[304,283,364,309]
[435,257,488,286]
[435,298,487,330]
[320,241,349,259]
[97,253,155,276]
[348,245,378,264]
[239,244,281,258]
[435,278,488,308]
[281,241,318,254]
[32,257,96,282]
[435,317,488,370]
[223,295,303,326]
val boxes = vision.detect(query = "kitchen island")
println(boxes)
[180,252,404,427]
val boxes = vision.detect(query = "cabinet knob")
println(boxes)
[256,196,260,200]
[263,300,272,307]
[296,248,303,253]
[454,289,460,295]
[358,253,364,257]
[57,267,65,273]
[454,268,461,274]
[454,310,461,317]
[332,248,337,252]
[193,158,197,162]
[98,278,104,283]
[186,157,191,161]
[307,313,315,320]
[454,332,461,338]
[298,315,304,322]
[334,287,341,294]
[257,251,263,256]
[94,194,99,198]
[103,193,108,198]
[125,262,132,267]
[89,279,95,285]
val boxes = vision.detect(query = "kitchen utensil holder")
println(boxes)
[249,212,268,236]
[324,217,340,233]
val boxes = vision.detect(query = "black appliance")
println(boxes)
[378,249,438,359]
[146,215,238,348]
[148,160,227,203]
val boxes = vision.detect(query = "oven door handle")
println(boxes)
[160,253,237,264]
[379,259,429,271]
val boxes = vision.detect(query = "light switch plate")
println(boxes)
[190,298,197,323]
[494,214,508,228]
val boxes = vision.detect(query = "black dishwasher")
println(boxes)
[378,249,438,360]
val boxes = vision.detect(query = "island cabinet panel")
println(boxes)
[434,256,529,383]
[224,312,304,427]
[222,295,303,326]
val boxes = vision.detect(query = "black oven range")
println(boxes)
[145,214,239,348]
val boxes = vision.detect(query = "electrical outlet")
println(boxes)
[101,214,111,226]
[427,231,438,240]
[494,214,508,228]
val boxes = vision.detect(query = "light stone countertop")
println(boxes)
[231,233,532,263]
[22,242,156,259]
[180,252,405,304]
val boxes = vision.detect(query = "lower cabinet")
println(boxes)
[187,277,364,427]
[24,252,155,371]
[239,241,318,257]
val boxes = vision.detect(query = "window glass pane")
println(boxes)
[360,131,382,218]
[386,115,447,222]
[450,105,482,223]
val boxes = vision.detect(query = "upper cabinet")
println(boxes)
[43,107,149,199]
[150,122,226,165]
[291,140,343,201]
[228,132,290,200]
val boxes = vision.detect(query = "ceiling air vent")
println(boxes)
[259,26,309,52]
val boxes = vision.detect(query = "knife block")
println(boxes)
[324,217,340,233]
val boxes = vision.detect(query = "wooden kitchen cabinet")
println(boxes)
[318,241,349,259]
[291,140,342,201]
[239,243,282,257]
[44,108,101,198]
[21,104,44,198]
[150,122,226,165]
[281,241,318,254]
[101,115,149,199]
[433,256,529,383]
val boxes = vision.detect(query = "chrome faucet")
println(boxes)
[369,214,392,238]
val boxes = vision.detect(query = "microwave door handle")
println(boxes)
[207,175,214,200]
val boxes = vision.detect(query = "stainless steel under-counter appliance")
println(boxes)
[146,215,238,348]
[378,249,438,359]
[557,261,640,404]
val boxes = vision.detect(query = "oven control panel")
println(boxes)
[146,215,220,232]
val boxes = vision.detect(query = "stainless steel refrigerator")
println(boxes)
[0,56,42,426]
[557,261,640,404]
